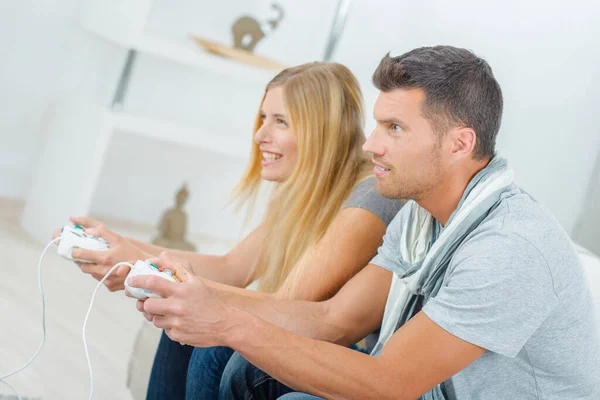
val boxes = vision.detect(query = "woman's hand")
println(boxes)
[67,216,151,291]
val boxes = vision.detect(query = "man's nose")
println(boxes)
[363,128,384,156]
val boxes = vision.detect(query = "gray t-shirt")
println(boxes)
[371,184,600,399]
[342,177,404,226]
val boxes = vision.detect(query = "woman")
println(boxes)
[60,62,403,398]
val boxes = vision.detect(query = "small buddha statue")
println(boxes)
[152,183,196,251]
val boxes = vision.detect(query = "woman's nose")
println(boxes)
[254,124,270,144]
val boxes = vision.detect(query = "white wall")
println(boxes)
[333,0,600,235]
[1,0,599,240]
[0,0,82,198]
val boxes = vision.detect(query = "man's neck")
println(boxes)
[418,160,489,226]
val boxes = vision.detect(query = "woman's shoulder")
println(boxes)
[341,177,405,226]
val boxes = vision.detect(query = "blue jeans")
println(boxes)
[147,330,234,399]
[219,352,324,400]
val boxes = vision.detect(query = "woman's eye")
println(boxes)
[277,119,288,127]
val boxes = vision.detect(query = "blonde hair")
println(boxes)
[234,62,371,293]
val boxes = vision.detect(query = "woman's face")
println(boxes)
[254,86,299,182]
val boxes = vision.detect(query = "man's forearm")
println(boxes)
[222,310,402,400]
[211,265,388,346]
[214,288,358,345]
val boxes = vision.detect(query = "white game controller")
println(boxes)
[57,224,109,263]
[125,260,178,299]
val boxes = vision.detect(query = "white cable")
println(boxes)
[0,237,60,399]
[0,378,21,400]
[0,235,135,400]
[82,261,134,400]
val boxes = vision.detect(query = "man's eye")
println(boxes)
[392,124,402,132]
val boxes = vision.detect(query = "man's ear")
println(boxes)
[450,127,477,157]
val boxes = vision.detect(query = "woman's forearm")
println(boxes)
[128,238,243,286]
[128,238,166,257]
[204,279,274,299]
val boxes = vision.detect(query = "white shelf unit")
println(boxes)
[80,0,275,146]
[111,113,250,158]
[80,0,276,83]
[21,0,275,243]
[86,31,277,86]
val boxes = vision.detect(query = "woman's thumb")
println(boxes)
[158,252,192,283]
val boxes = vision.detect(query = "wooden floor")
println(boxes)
[0,198,143,399]
[0,199,183,399]
[0,198,236,399]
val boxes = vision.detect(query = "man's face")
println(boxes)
[363,88,446,201]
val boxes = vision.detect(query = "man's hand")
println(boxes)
[67,216,150,291]
[129,252,236,347]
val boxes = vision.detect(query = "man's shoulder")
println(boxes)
[479,184,570,248]
[458,184,581,279]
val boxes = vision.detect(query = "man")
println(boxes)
[129,46,600,399]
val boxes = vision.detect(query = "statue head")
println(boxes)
[175,183,189,208]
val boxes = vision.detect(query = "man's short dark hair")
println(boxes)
[373,46,503,160]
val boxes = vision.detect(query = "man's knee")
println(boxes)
[188,346,233,375]
[219,351,257,398]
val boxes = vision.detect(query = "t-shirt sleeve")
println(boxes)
[422,231,559,358]
[341,177,405,226]
[369,210,405,272]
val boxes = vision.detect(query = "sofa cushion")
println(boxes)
[578,245,600,327]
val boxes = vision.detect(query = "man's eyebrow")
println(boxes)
[374,116,407,125]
